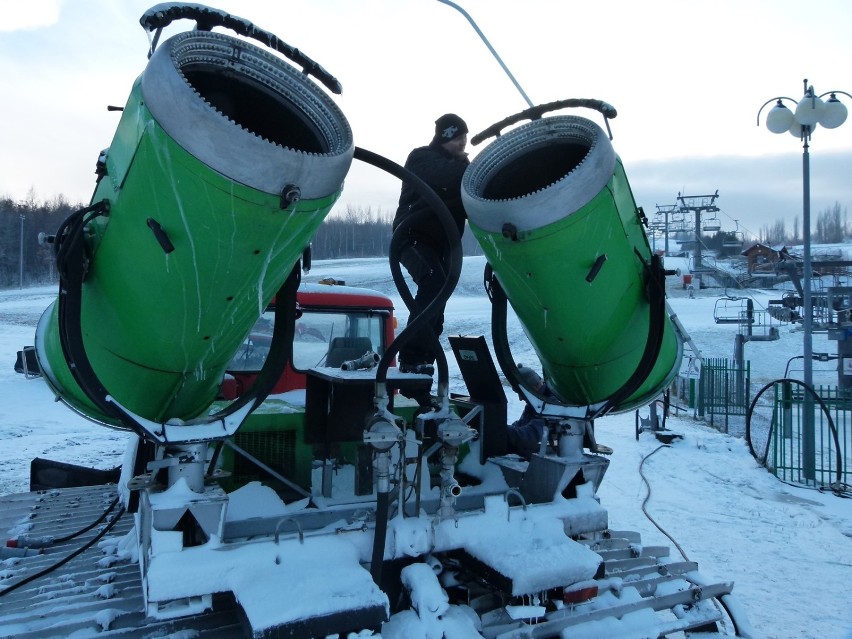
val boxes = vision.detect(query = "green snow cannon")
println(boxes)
[35,23,352,434]
[462,115,681,413]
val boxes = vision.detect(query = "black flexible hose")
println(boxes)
[207,440,225,477]
[471,97,618,146]
[352,146,464,591]
[487,266,550,405]
[139,4,342,94]
[352,146,463,391]
[53,200,133,430]
[53,495,121,544]
[53,220,299,438]
[370,492,390,585]
[488,251,667,420]
[0,505,126,598]
[594,253,668,418]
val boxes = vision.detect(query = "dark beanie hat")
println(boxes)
[517,363,544,391]
[434,113,468,143]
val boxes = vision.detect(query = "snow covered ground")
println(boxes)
[1,255,851,638]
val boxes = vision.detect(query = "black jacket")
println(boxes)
[394,141,470,250]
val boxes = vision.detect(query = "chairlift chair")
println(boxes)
[722,231,744,248]
[702,216,721,232]
[713,296,749,325]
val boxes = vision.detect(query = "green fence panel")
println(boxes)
[698,358,751,433]
[768,384,851,488]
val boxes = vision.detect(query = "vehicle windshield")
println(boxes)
[227,307,386,372]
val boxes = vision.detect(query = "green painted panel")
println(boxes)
[39,88,340,424]
[472,160,680,411]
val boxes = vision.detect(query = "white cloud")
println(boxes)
[0,0,62,32]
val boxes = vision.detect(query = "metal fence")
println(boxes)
[698,358,751,433]
[694,360,850,488]
[750,383,851,488]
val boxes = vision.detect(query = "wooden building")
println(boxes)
[741,243,792,274]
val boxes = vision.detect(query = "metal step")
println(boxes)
[2,487,737,639]
[478,530,733,638]
[1,486,248,638]
[481,580,729,638]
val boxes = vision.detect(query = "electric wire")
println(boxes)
[745,378,843,485]
[781,477,852,497]
[53,494,121,544]
[821,482,852,498]
[638,444,690,562]
[639,443,747,636]
[0,504,126,597]
[2,494,120,549]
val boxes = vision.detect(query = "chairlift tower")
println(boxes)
[677,190,720,277]
[654,204,678,255]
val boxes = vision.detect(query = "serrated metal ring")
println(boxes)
[462,116,616,234]
[141,30,353,198]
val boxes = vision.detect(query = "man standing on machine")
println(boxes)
[393,113,470,376]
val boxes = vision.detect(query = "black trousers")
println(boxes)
[398,241,449,366]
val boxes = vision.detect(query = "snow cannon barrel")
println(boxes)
[35,28,353,426]
[462,116,681,413]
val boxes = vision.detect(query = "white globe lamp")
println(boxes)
[795,90,826,126]
[766,100,794,133]
[819,94,848,129]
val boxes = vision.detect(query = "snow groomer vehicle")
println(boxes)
[1,4,753,637]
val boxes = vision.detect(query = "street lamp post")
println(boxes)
[757,78,850,482]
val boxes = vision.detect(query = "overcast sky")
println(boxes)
[2,0,852,241]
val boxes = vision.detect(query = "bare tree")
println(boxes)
[814,202,847,243]
[759,219,787,245]
[0,192,81,288]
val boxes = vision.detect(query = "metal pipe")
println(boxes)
[503,488,527,521]
[801,133,816,480]
[274,517,304,545]
[438,446,459,519]
[224,439,312,499]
